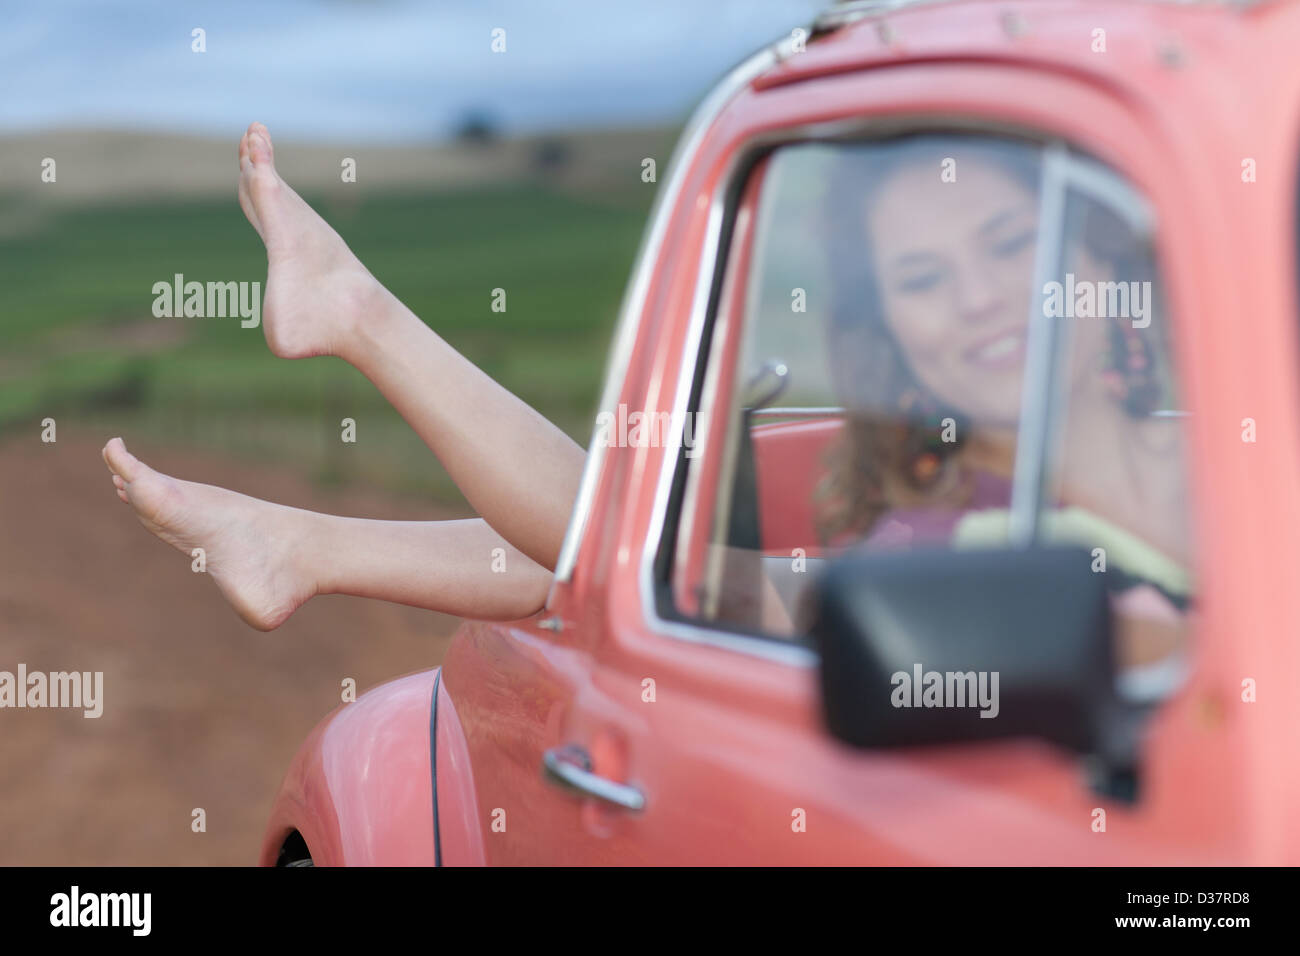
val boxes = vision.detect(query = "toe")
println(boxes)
[251,122,274,156]
[248,128,274,168]
[103,437,144,481]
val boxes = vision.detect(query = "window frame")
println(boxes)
[640,119,1162,663]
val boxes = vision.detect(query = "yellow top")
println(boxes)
[951,506,1192,597]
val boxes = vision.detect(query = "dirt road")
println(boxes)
[0,430,461,865]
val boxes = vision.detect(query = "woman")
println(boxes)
[818,136,1187,567]
[800,135,1191,671]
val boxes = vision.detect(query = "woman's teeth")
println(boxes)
[971,332,1023,364]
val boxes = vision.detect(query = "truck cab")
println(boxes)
[262,0,1300,866]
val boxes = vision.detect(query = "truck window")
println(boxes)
[662,132,1193,695]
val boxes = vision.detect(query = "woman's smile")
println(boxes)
[963,326,1027,370]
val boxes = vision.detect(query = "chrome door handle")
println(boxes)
[542,745,646,812]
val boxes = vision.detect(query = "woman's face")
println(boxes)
[866,156,1039,428]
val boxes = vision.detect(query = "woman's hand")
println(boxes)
[1112,583,1188,670]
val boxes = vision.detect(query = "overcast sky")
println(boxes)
[2,0,824,142]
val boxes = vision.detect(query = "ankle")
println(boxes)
[280,504,328,600]
[342,281,414,371]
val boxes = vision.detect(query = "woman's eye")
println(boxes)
[992,229,1036,258]
[895,271,943,294]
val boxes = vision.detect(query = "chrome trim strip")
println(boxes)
[428,667,443,867]
[814,0,957,33]
[1062,162,1154,237]
[1008,142,1069,545]
[813,0,1258,37]
[636,124,818,669]
[751,406,846,419]
[1009,146,1157,545]
[548,42,781,594]
[673,210,736,614]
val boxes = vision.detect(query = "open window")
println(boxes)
[656,130,1194,701]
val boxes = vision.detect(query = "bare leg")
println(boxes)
[237,123,585,570]
[102,438,550,630]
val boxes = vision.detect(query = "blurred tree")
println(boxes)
[532,137,571,173]
[454,110,501,147]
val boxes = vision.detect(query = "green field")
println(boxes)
[0,183,652,502]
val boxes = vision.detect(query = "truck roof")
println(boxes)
[755,0,1299,98]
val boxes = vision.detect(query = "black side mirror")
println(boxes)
[809,546,1135,770]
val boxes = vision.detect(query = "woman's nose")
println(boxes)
[953,259,1005,323]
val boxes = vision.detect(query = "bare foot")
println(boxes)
[238,121,384,360]
[102,437,317,631]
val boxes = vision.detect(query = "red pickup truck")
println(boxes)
[260,0,1300,866]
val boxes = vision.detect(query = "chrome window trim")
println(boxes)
[1009,145,1156,544]
[547,42,783,595]
[632,123,822,668]
[1008,142,1071,544]
[813,0,1259,37]
[751,406,846,420]
[813,0,959,33]
[674,204,735,621]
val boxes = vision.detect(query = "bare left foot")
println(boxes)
[102,437,317,631]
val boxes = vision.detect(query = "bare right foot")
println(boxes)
[102,437,318,631]
[238,122,386,360]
